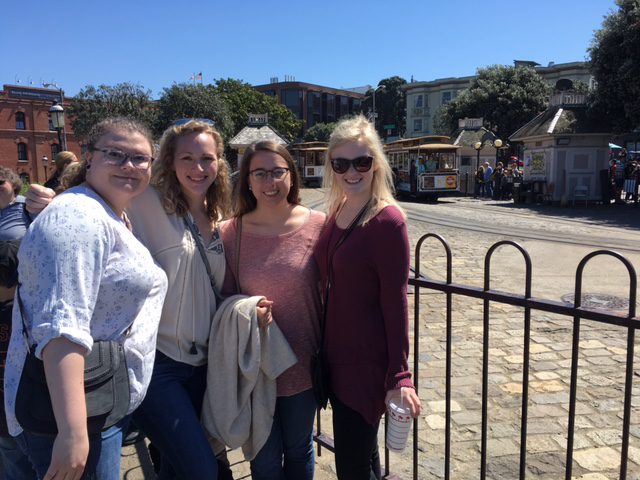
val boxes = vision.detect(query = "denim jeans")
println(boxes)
[15,418,128,480]
[331,394,381,480]
[0,435,37,480]
[132,351,218,480]
[250,388,316,480]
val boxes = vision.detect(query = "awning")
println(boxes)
[609,143,623,149]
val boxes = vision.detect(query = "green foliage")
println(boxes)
[588,0,640,133]
[155,84,232,138]
[303,122,337,142]
[212,78,303,141]
[435,65,551,138]
[68,83,158,141]
[362,76,407,138]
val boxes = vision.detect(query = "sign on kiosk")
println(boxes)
[524,151,547,181]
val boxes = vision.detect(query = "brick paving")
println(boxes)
[117,192,639,478]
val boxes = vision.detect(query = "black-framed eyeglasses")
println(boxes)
[91,148,153,169]
[173,118,216,127]
[249,168,290,181]
[330,155,373,174]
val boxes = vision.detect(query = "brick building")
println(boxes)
[254,80,365,132]
[0,84,81,183]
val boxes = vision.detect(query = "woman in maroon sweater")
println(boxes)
[314,115,421,479]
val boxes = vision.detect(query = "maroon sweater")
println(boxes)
[314,205,414,425]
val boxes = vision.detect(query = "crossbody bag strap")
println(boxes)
[234,216,242,294]
[183,216,223,305]
[16,285,33,354]
[320,201,370,341]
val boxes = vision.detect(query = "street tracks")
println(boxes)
[402,202,640,253]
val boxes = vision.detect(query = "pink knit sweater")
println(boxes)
[220,210,325,396]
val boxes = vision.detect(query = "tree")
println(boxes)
[434,65,550,138]
[155,84,232,138]
[212,79,303,141]
[68,83,157,140]
[362,76,407,138]
[303,122,337,142]
[588,0,640,133]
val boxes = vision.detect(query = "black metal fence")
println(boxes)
[314,233,638,480]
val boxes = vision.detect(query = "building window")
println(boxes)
[338,96,349,117]
[51,144,61,158]
[415,95,423,108]
[442,91,452,105]
[307,92,322,127]
[281,89,303,119]
[18,143,28,162]
[15,112,26,130]
[325,94,336,122]
[413,119,423,132]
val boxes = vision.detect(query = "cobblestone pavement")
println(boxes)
[120,191,640,479]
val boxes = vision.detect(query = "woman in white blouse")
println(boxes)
[4,117,168,480]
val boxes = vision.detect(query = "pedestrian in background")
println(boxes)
[483,161,493,198]
[315,115,421,479]
[474,165,484,198]
[44,151,78,192]
[0,167,31,241]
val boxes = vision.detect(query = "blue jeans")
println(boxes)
[250,388,316,480]
[0,435,37,480]
[132,351,218,480]
[15,418,128,480]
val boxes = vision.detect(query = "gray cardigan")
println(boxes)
[201,295,298,460]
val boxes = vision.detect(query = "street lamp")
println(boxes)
[49,103,67,151]
[42,155,49,180]
[371,84,385,130]
[494,138,503,166]
[474,141,483,170]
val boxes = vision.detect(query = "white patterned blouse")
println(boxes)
[4,185,168,436]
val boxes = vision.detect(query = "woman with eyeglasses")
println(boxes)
[4,117,168,479]
[23,119,240,479]
[218,141,324,480]
[314,115,421,480]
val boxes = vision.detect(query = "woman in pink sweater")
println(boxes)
[220,141,324,480]
[314,115,422,479]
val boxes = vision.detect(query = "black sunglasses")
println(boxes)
[330,155,374,174]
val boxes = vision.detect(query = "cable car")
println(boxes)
[287,141,328,187]
[385,136,460,201]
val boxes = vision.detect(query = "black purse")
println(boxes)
[14,287,131,435]
[312,201,370,409]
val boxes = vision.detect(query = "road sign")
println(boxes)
[383,124,395,129]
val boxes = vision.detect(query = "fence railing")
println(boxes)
[314,233,638,479]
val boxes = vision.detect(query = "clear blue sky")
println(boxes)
[2,0,617,98]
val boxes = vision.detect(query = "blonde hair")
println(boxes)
[59,162,83,191]
[324,114,404,224]
[152,120,231,221]
[54,151,78,172]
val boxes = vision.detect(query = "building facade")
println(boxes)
[0,84,81,183]
[403,61,594,138]
[254,80,365,132]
